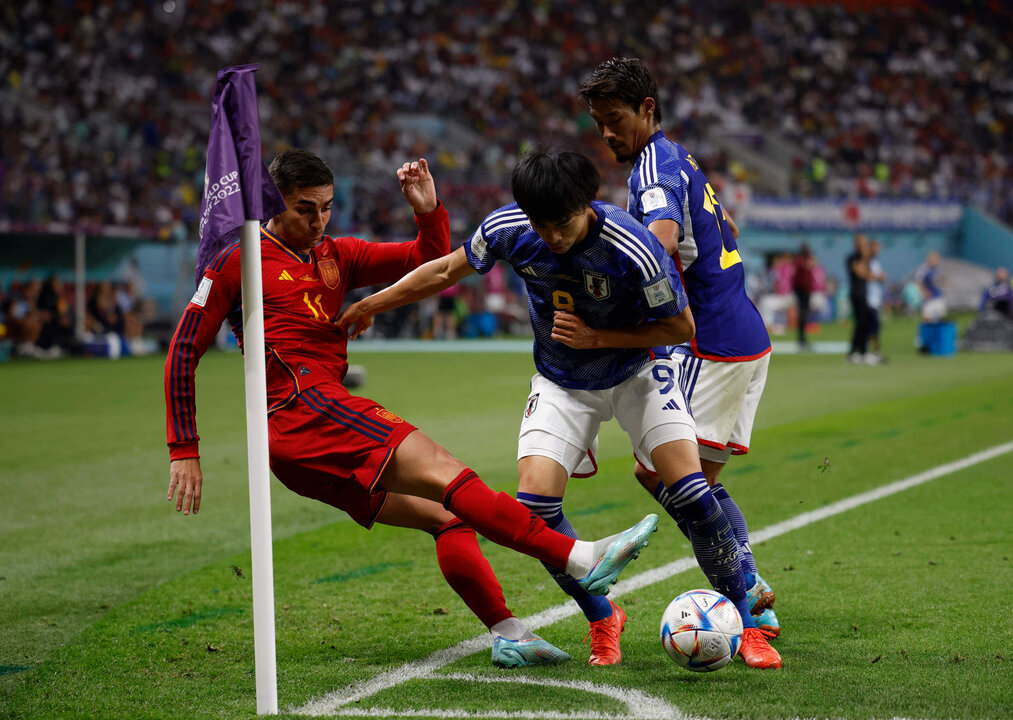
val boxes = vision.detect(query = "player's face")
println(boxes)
[270,185,334,253]
[531,207,596,254]
[587,96,656,163]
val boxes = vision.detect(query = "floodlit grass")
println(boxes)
[1,313,1011,719]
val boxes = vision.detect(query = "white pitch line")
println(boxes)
[324,673,684,719]
[292,439,1013,717]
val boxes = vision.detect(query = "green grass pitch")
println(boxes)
[1,314,1011,719]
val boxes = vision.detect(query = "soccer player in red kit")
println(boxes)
[164,149,657,666]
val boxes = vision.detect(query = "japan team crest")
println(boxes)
[319,258,340,289]
[583,270,610,300]
[525,394,539,418]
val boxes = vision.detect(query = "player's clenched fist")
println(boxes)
[551,310,598,349]
[168,457,203,516]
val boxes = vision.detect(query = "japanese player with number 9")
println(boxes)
[340,150,778,669]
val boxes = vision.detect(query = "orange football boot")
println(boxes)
[739,627,782,668]
[584,600,626,665]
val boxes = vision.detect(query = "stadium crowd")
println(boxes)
[0,276,156,359]
[2,0,1011,246]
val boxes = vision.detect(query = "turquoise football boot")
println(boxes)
[747,574,780,637]
[491,635,572,667]
[754,606,781,637]
[576,514,659,595]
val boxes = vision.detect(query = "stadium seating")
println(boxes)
[2,0,1010,242]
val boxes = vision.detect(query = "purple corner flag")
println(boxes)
[195,64,287,286]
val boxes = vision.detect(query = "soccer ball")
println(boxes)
[660,589,743,672]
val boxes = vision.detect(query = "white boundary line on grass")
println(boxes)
[293,440,1013,718]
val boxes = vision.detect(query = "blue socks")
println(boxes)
[517,492,613,623]
[712,482,758,575]
[652,473,752,626]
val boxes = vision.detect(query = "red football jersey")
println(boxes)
[165,203,450,460]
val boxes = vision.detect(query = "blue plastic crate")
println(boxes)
[919,321,956,356]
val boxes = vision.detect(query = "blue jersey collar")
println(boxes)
[635,130,667,166]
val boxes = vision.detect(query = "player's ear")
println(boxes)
[642,97,657,122]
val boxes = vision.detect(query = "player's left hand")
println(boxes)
[337,299,375,340]
[551,311,597,349]
[168,457,203,516]
[398,158,438,215]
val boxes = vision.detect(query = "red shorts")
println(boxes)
[268,382,418,528]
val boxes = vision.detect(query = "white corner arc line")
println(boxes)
[324,673,681,719]
[292,440,1013,717]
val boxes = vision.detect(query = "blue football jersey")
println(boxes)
[464,200,689,390]
[628,131,770,361]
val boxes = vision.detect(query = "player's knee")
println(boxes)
[391,431,467,493]
[516,454,569,497]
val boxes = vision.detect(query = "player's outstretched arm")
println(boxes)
[552,306,694,350]
[338,246,475,339]
[398,158,438,215]
[168,457,203,516]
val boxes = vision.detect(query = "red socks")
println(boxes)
[433,519,512,629]
[442,469,574,569]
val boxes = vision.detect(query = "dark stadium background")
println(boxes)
[1,0,1011,352]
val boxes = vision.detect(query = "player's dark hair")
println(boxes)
[511,151,600,227]
[579,57,662,125]
[268,149,334,196]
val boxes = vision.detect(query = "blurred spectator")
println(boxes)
[916,250,947,322]
[36,275,74,356]
[433,284,461,340]
[792,244,816,347]
[979,267,1012,318]
[2,279,45,358]
[483,261,526,335]
[865,240,888,360]
[758,253,795,334]
[847,233,877,364]
[87,281,125,337]
[2,0,1009,245]
[901,278,924,316]
[0,275,158,359]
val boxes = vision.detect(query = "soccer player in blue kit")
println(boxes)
[579,57,781,645]
[339,151,782,669]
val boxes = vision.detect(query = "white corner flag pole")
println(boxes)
[239,218,279,714]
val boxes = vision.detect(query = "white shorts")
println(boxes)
[922,297,947,322]
[517,360,697,476]
[679,352,769,463]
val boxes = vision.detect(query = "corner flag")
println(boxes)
[196,64,287,286]
[198,63,283,715]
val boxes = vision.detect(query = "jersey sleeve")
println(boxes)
[164,243,242,461]
[604,215,689,321]
[463,205,525,275]
[345,201,450,289]
[641,252,690,320]
[638,158,687,229]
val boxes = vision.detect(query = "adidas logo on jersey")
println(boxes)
[662,398,681,411]
[278,270,294,281]
[520,266,538,277]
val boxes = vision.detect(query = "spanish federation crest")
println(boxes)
[319,258,340,289]
[584,270,610,300]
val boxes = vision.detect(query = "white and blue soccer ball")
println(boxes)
[660,589,743,672]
